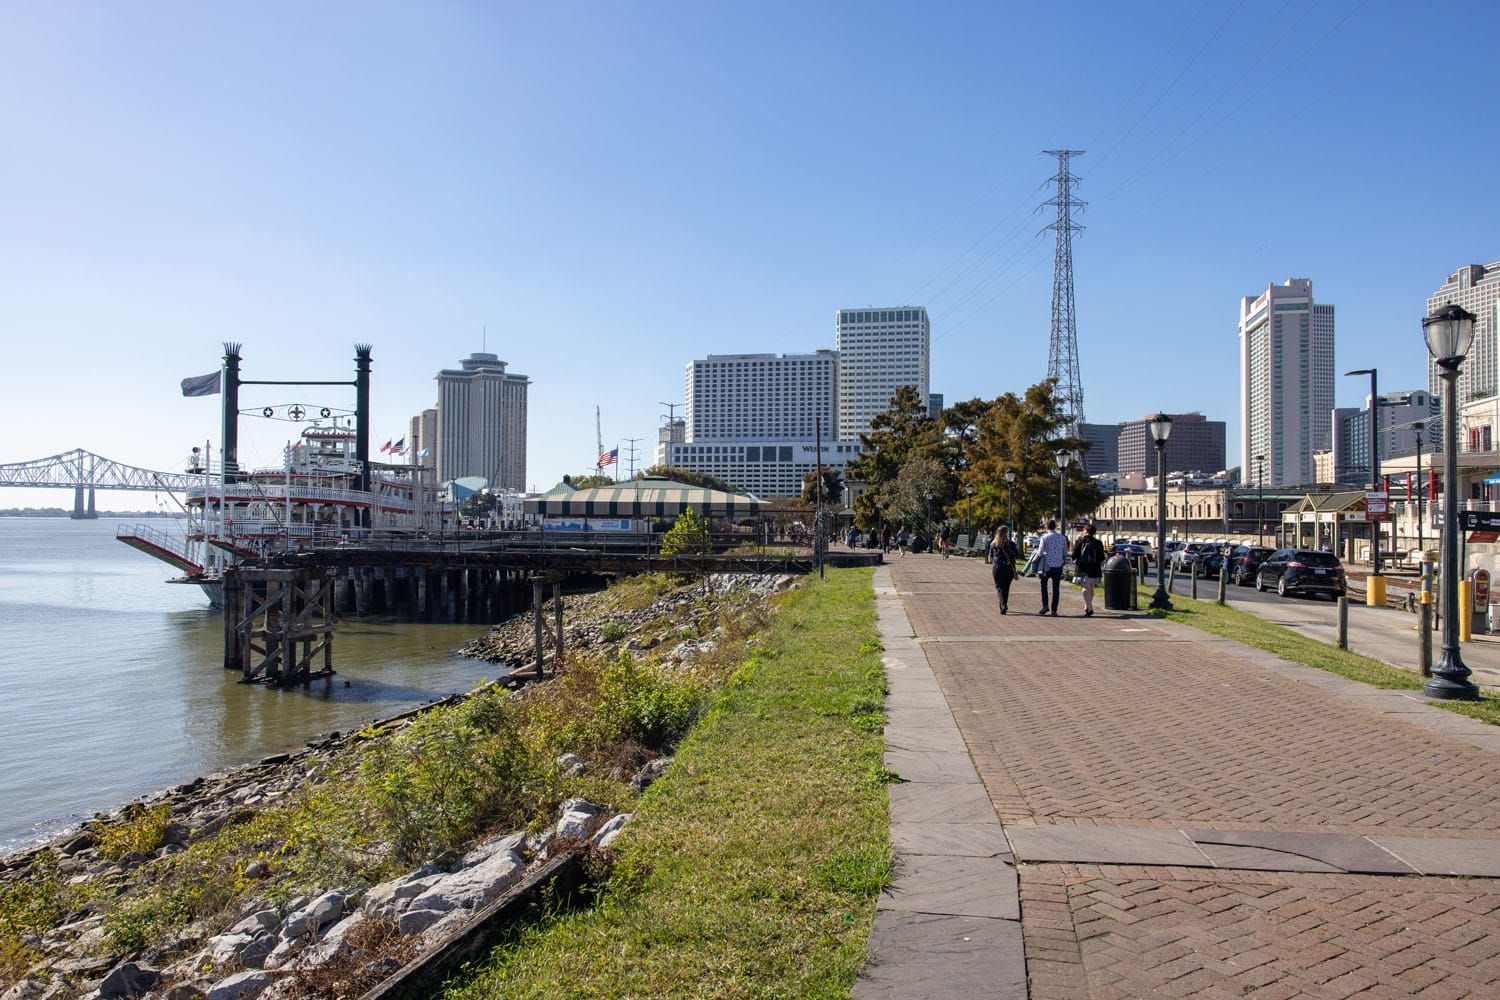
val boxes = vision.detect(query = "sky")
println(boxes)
[2,0,1498,510]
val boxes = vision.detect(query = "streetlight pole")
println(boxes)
[1181,476,1188,541]
[1148,414,1173,610]
[1414,420,1425,557]
[1055,449,1071,529]
[1347,368,1382,576]
[1256,454,1266,547]
[1423,304,1478,701]
[1004,468,1016,538]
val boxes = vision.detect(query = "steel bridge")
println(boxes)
[0,449,196,518]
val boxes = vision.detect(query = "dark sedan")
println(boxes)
[1229,545,1275,586]
[1255,548,1346,598]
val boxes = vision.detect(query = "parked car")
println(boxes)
[1194,548,1225,578]
[1228,545,1274,586]
[1255,548,1346,598]
[1171,541,1217,570]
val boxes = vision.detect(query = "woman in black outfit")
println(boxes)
[990,525,1021,614]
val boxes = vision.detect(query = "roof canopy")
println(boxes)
[524,477,770,518]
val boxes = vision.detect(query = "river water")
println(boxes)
[0,517,507,851]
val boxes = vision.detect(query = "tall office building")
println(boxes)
[835,307,930,440]
[1077,422,1121,475]
[1238,279,1335,487]
[1330,390,1440,484]
[1427,262,1500,405]
[434,352,529,490]
[1116,412,1226,477]
[684,351,837,442]
[408,407,437,479]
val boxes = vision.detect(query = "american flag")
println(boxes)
[599,448,618,468]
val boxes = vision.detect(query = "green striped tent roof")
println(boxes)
[525,478,770,518]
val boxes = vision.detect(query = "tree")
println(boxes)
[845,386,945,529]
[659,506,711,556]
[878,454,953,536]
[639,465,739,494]
[568,474,616,490]
[962,378,1103,535]
[801,468,844,506]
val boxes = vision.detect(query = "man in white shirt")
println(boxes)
[1037,519,1068,616]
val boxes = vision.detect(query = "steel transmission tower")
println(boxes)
[1043,149,1086,434]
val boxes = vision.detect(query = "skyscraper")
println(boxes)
[1427,262,1500,405]
[1116,413,1225,477]
[684,351,837,442]
[1239,278,1335,487]
[408,407,437,479]
[834,307,930,440]
[434,353,529,490]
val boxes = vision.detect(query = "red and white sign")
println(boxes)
[1474,569,1491,610]
[1365,491,1389,522]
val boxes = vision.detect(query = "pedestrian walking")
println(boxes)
[897,525,910,558]
[938,521,952,558]
[990,525,1020,614]
[881,525,892,553]
[1071,522,1107,618]
[1037,519,1068,616]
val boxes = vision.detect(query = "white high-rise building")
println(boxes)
[835,307,930,441]
[1239,279,1335,487]
[1427,262,1500,405]
[684,351,837,442]
[435,353,529,490]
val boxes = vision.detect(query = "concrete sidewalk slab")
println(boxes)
[855,912,1026,1000]
[879,854,1020,920]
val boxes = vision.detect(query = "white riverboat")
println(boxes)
[118,422,446,605]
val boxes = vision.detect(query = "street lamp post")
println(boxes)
[1181,476,1189,541]
[1256,454,1266,547]
[1423,304,1478,701]
[1055,449,1072,529]
[1413,420,1425,557]
[1004,468,1017,537]
[1149,414,1173,610]
[1347,368,1382,576]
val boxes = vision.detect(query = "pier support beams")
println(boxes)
[224,567,336,687]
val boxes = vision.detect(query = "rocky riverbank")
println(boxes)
[0,572,793,1000]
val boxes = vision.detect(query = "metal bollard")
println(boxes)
[1337,595,1348,650]
[1218,557,1227,605]
[1191,561,1199,600]
[1419,601,1432,677]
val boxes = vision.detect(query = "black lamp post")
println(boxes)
[1149,413,1173,610]
[1413,420,1425,556]
[1055,449,1072,529]
[1256,454,1266,546]
[1004,468,1017,536]
[1423,304,1478,701]
[1347,368,1382,574]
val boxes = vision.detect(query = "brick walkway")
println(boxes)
[888,555,1500,997]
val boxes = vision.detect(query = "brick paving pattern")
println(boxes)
[889,555,1500,996]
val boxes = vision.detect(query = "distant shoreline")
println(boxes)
[0,511,185,519]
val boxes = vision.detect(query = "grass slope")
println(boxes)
[1137,583,1500,726]
[443,568,889,1000]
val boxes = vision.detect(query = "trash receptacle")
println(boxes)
[1103,553,1133,611]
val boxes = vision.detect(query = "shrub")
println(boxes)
[596,652,701,750]
[659,508,710,558]
[96,802,173,861]
[600,621,628,642]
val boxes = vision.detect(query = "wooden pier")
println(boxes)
[223,567,337,686]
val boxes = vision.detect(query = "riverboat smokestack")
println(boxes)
[222,342,242,481]
[354,344,372,521]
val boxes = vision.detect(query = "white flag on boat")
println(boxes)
[180,371,221,397]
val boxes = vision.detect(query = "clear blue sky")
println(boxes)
[2,0,1496,509]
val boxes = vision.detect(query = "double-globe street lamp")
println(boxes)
[1055,449,1073,529]
[1423,303,1479,701]
[1413,420,1426,556]
[1149,413,1173,610]
[1346,367,1383,583]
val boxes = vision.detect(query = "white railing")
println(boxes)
[117,523,198,564]
[186,484,378,506]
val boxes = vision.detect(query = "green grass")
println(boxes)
[442,567,890,1000]
[1134,581,1500,726]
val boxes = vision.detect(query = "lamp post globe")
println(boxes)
[1422,304,1478,701]
[1148,413,1173,610]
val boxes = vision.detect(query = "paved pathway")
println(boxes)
[857,555,1500,998]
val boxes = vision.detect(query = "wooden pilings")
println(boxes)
[224,567,336,687]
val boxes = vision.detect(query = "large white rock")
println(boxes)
[205,970,272,1000]
[280,890,345,941]
[297,913,363,969]
[554,800,603,841]
[591,813,632,849]
[227,910,279,938]
[362,872,444,918]
[456,831,526,870]
[396,908,445,935]
[407,849,524,914]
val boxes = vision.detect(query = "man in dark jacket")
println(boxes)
[1071,522,1107,617]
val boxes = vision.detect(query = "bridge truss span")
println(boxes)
[0,449,197,493]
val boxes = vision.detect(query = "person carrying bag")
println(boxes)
[1071,522,1106,618]
[990,526,1021,614]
